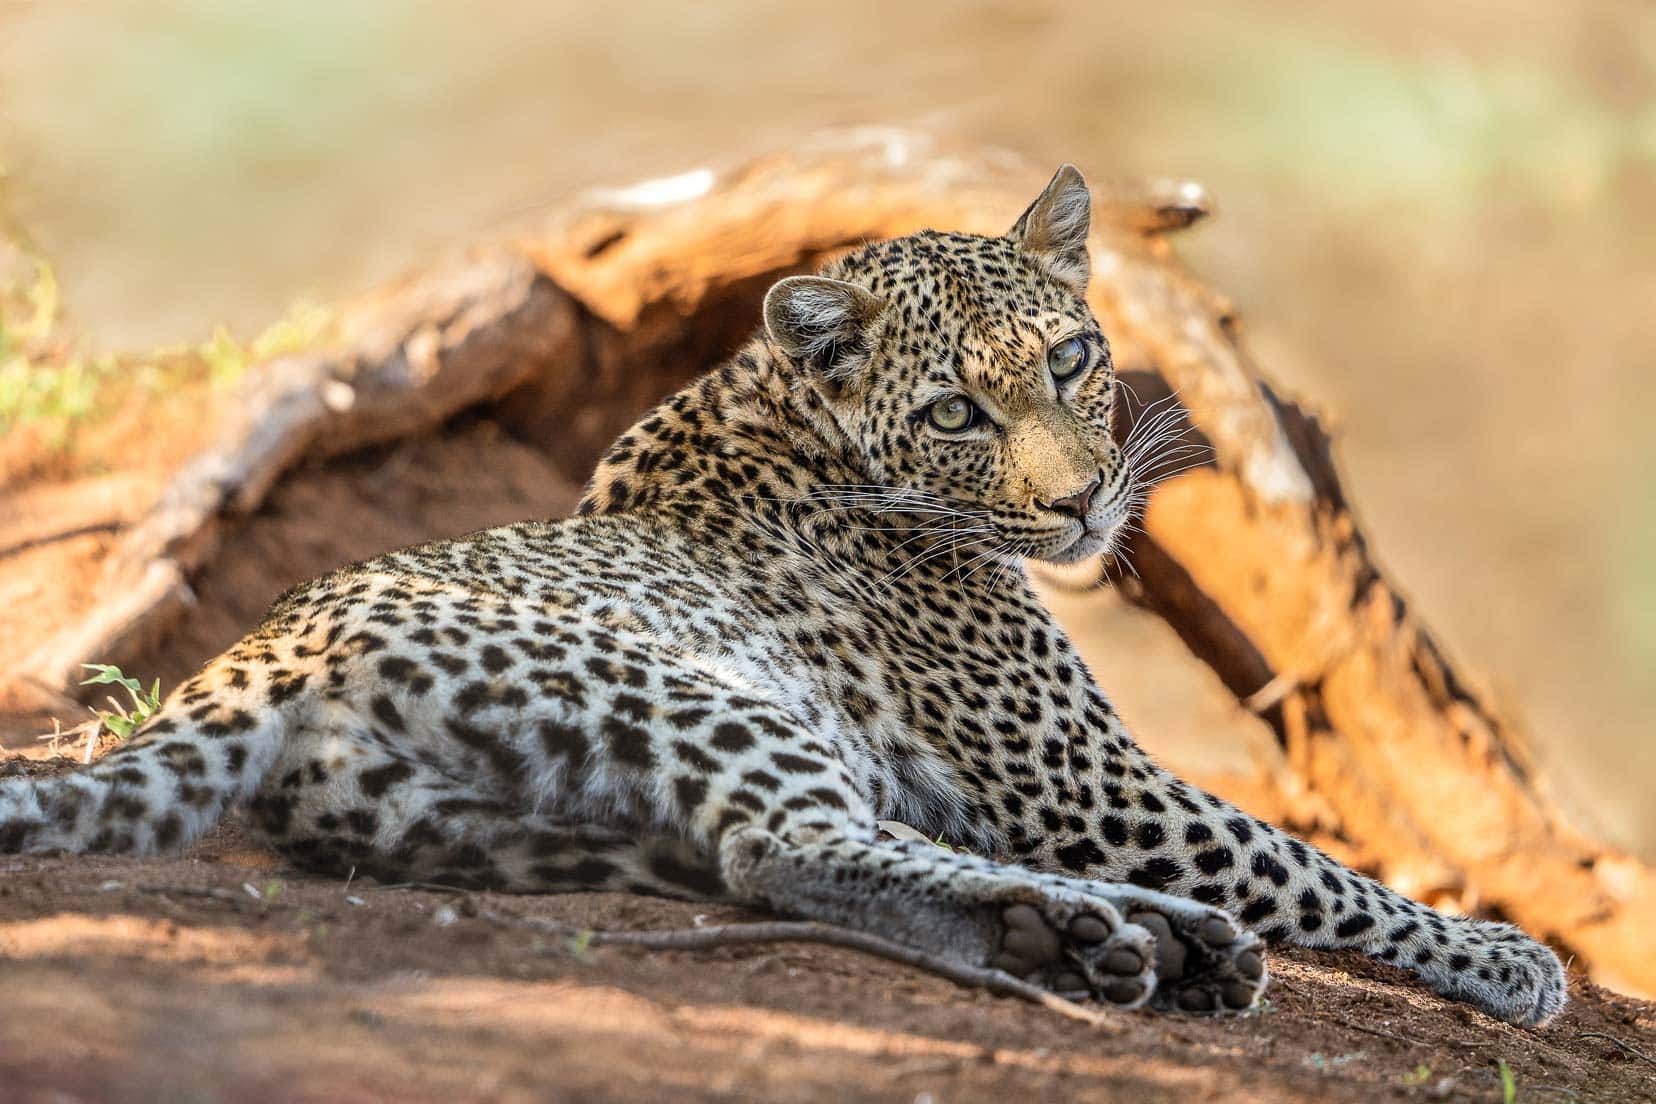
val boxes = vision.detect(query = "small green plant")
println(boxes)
[0,208,336,443]
[1497,1057,1519,1104]
[0,254,57,346]
[0,354,117,432]
[80,663,163,740]
[198,299,335,388]
[1401,1063,1432,1086]
[0,247,89,440]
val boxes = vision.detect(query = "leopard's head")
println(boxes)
[764,166,1126,564]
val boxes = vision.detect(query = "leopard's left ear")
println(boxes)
[1007,164,1092,291]
[763,275,886,386]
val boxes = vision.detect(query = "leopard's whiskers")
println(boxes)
[875,532,998,592]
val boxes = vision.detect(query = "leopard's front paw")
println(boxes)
[1129,903,1266,1014]
[1064,884,1267,1013]
[991,901,1158,1009]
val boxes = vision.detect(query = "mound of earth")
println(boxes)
[0,816,1651,1103]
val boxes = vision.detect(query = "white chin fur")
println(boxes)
[1031,507,1126,566]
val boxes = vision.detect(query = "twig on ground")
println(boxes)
[1324,1013,1430,1049]
[375,881,476,896]
[1576,1031,1656,1070]
[133,883,250,904]
[482,909,1119,1030]
[133,883,298,911]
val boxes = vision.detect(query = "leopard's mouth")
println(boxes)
[1031,489,1129,565]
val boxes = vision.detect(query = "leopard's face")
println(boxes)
[764,167,1128,565]
[835,234,1126,564]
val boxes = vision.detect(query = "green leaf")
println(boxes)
[81,663,141,697]
[78,663,164,744]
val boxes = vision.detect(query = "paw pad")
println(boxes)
[1103,947,1144,976]
[990,902,1154,1010]
[1200,916,1238,946]
[993,903,1062,974]
[1068,914,1113,943]
[1123,902,1268,1016]
[1129,911,1187,979]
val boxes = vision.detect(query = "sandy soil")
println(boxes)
[0,813,1651,1104]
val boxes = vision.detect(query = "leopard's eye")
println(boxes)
[928,395,979,432]
[1048,336,1089,381]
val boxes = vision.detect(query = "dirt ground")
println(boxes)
[4,408,1655,1100]
[4,106,1654,1093]
[0,813,1650,1104]
[2,428,1653,1102]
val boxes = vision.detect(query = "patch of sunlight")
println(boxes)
[0,913,308,969]
[378,976,1217,1087]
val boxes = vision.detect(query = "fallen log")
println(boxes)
[6,127,1649,995]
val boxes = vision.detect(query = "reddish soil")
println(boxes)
[0,415,585,731]
[0,814,1650,1103]
[4,418,1654,1102]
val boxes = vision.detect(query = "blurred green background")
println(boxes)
[2,0,1653,855]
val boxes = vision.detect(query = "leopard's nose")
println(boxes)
[1040,473,1102,520]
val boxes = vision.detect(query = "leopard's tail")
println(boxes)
[0,655,291,855]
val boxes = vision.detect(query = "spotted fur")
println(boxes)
[0,167,1565,1025]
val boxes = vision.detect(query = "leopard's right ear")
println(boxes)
[763,276,886,387]
[1007,164,1092,291]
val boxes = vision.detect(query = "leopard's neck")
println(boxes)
[577,339,866,518]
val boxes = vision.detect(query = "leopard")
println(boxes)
[0,166,1566,1025]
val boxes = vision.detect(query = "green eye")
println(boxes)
[1048,336,1089,380]
[928,395,979,432]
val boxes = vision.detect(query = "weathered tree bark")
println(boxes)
[7,128,1650,995]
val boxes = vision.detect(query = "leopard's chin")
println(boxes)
[1034,517,1122,566]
